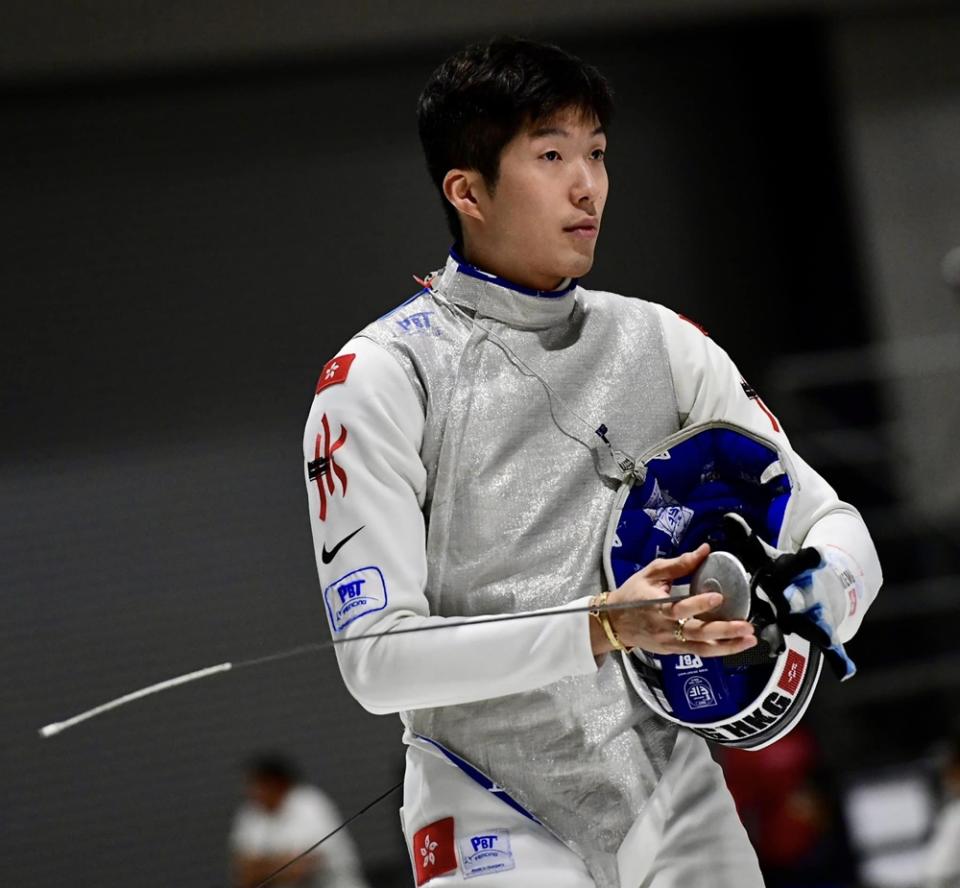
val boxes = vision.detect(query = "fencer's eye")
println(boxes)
[541,150,561,162]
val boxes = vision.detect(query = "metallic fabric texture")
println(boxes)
[358,253,682,886]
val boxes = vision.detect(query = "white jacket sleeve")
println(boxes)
[304,336,598,715]
[656,305,882,642]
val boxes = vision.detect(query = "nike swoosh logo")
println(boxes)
[321,526,365,564]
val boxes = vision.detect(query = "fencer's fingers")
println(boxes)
[678,618,755,644]
[641,544,710,582]
[669,590,724,621]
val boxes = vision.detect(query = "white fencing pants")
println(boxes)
[399,729,764,888]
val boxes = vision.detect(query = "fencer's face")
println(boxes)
[462,108,608,290]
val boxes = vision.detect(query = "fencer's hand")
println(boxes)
[719,512,858,679]
[592,544,757,658]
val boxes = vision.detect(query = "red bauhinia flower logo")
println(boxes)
[412,817,456,886]
[420,833,438,867]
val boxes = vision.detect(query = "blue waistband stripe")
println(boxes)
[415,734,543,825]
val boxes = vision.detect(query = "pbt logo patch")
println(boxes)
[323,566,387,632]
[676,653,704,671]
[457,829,515,879]
[396,310,441,336]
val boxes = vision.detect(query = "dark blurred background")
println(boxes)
[2,2,959,886]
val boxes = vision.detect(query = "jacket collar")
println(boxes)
[432,247,578,329]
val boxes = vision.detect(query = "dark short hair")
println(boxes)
[417,36,614,245]
[246,753,300,785]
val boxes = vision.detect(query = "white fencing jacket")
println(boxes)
[303,249,882,885]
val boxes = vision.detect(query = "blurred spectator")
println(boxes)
[925,734,960,888]
[719,727,857,888]
[229,753,369,888]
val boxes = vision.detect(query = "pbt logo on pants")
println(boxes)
[458,829,515,879]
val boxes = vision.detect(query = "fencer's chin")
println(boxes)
[571,240,599,268]
[564,254,595,280]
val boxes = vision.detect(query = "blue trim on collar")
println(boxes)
[449,247,577,299]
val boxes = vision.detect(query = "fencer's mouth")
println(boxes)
[563,219,598,232]
[564,220,599,238]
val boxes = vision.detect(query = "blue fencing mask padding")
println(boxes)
[603,422,822,750]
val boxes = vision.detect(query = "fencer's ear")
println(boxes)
[442,169,485,223]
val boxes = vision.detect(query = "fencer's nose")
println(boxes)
[572,158,595,197]
[571,160,601,216]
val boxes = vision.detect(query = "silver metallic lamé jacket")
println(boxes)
[304,249,881,884]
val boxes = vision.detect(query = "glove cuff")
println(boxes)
[813,545,866,642]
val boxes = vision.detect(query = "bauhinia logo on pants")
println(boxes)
[413,817,457,886]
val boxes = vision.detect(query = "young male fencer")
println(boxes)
[303,37,882,888]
